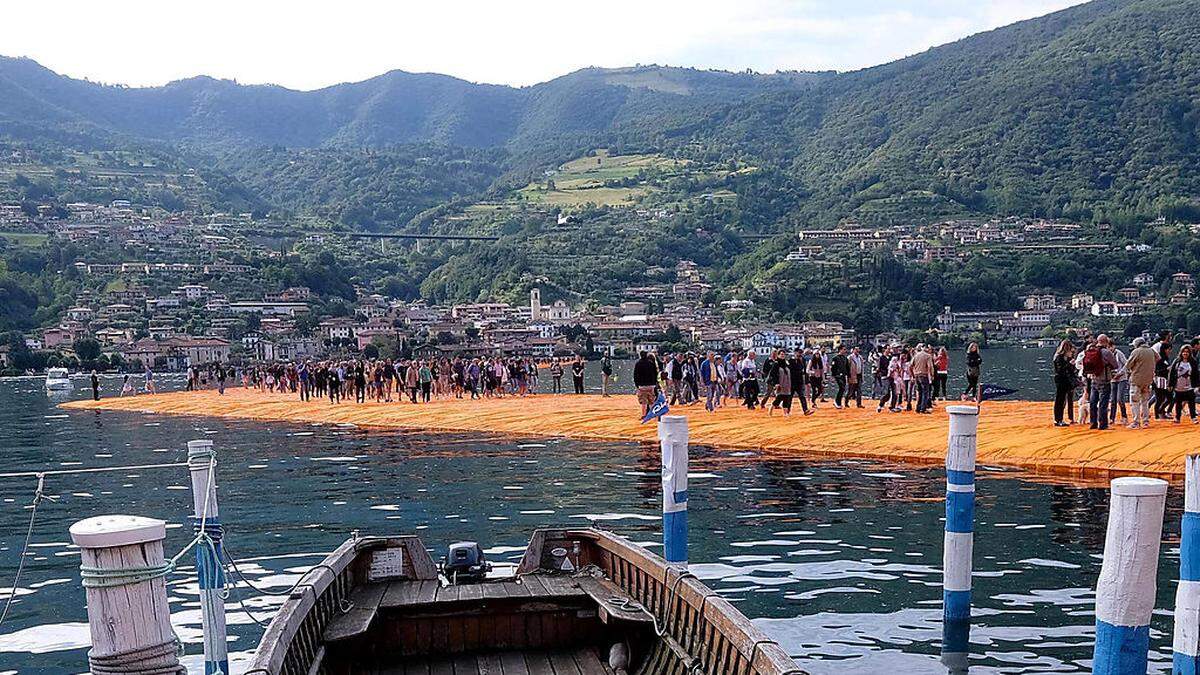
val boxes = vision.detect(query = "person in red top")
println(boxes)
[933,347,950,401]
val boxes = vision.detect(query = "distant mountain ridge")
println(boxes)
[3,0,1200,227]
[0,58,826,150]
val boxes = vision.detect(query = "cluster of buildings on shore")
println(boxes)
[13,257,859,370]
[784,217,1113,266]
[5,200,1199,371]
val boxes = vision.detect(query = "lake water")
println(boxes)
[0,347,1182,674]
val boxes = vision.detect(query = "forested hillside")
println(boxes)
[4,0,1200,330]
[704,0,1200,225]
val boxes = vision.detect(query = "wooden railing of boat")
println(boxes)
[245,534,439,675]
[245,528,804,675]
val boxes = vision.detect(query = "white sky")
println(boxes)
[3,0,1089,90]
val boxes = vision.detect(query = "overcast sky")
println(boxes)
[4,0,1088,90]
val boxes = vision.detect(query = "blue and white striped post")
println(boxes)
[1093,476,1167,675]
[188,439,228,675]
[1174,455,1200,675]
[659,415,688,567]
[942,404,979,673]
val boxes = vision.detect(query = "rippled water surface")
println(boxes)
[0,363,1185,674]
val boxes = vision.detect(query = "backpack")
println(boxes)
[1082,346,1105,376]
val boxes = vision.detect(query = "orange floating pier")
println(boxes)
[63,389,1197,480]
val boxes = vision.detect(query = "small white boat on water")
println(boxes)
[45,367,73,391]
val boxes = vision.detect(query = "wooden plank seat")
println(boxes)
[570,576,653,625]
[366,647,617,675]
[325,582,389,642]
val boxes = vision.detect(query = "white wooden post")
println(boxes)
[659,415,688,566]
[941,404,978,673]
[1092,476,1167,675]
[70,515,182,674]
[1174,455,1200,674]
[188,439,228,675]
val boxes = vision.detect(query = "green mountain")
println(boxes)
[702,0,1200,224]
[0,58,820,150]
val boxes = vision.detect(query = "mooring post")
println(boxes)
[941,404,979,673]
[1093,476,1167,675]
[70,515,182,674]
[659,414,688,566]
[188,439,228,675]
[1174,455,1200,674]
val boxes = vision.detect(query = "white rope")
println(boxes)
[0,462,189,480]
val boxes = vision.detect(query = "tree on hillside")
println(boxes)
[72,337,102,363]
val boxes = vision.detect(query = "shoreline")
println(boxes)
[61,389,1195,481]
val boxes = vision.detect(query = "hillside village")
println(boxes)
[2,197,1196,372]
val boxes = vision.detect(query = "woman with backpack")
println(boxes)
[1052,339,1077,426]
[962,343,982,401]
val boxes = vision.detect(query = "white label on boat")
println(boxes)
[560,557,575,572]
[368,548,405,581]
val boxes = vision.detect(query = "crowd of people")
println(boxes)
[631,343,978,417]
[187,354,614,404]
[1052,330,1200,429]
[158,330,1200,433]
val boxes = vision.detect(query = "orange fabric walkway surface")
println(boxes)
[63,389,1199,479]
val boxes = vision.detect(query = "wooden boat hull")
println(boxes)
[246,528,805,675]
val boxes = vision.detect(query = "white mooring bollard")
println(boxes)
[941,404,979,673]
[1174,455,1200,674]
[1092,476,1168,675]
[70,515,182,675]
[659,414,688,566]
[188,439,228,675]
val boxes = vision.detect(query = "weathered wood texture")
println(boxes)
[80,539,179,671]
[351,648,616,675]
[522,529,803,675]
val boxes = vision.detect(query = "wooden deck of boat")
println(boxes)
[326,574,650,644]
[363,647,617,675]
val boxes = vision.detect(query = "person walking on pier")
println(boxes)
[90,370,100,401]
[571,356,585,394]
[601,355,613,397]
[1171,344,1200,424]
[789,348,812,415]
[405,361,419,403]
[805,349,825,410]
[934,347,949,401]
[633,351,660,416]
[700,351,721,412]
[962,343,981,401]
[1108,342,1129,426]
[739,351,760,409]
[848,346,864,408]
[830,345,850,409]
[1083,334,1118,430]
[1052,339,1078,427]
[769,351,793,416]
[549,358,563,394]
[1126,337,1156,429]
[1154,344,1174,420]
[911,344,934,413]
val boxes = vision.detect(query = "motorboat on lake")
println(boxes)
[246,527,804,675]
[45,367,73,391]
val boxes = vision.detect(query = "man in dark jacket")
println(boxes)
[830,346,851,409]
[633,351,660,416]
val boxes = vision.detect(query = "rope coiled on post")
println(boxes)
[80,561,176,589]
[88,639,185,675]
